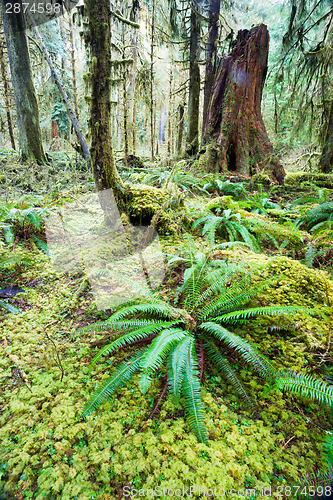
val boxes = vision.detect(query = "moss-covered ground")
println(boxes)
[1,156,333,499]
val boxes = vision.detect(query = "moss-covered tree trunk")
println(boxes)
[186,0,201,156]
[319,102,333,173]
[1,0,46,163]
[202,0,221,135]
[0,35,15,149]
[201,24,285,184]
[84,0,124,208]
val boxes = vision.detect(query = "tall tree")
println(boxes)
[186,0,201,156]
[84,0,125,206]
[202,0,221,136]
[275,0,333,172]
[150,0,155,160]
[0,0,46,163]
[320,101,333,173]
[0,33,15,149]
[201,24,285,184]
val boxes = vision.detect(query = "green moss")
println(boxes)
[249,172,271,189]
[285,172,333,189]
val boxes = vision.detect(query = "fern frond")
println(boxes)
[138,328,187,393]
[106,302,179,322]
[214,305,303,324]
[200,322,274,377]
[324,434,333,468]
[168,336,192,402]
[273,370,333,408]
[0,299,22,314]
[182,336,208,443]
[78,319,163,334]
[82,348,147,418]
[204,339,255,410]
[199,279,267,320]
[90,321,178,368]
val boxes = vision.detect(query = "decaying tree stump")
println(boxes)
[200,24,286,184]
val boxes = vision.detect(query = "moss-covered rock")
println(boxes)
[285,172,333,189]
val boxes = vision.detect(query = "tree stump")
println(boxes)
[200,24,286,185]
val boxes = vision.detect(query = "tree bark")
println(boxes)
[202,0,221,136]
[186,0,201,156]
[0,36,15,149]
[84,0,124,208]
[177,102,185,156]
[129,1,139,155]
[319,101,333,173]
[150,0,155,160]
[69,13,79,120]
[201,24,286,184]
[1,0,46,163]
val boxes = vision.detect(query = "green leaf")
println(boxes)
[82,349,148,418]
[0,299,22,314]
[168,336,192,402]
[182,336,208,443]
[200,322,274,376]
[138,328,187,393]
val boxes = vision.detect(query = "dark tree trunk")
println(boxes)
[202,0,221,136]
[177,102,185,155]
[52,120,59,139]
[186,0,201,156]
[319,102,333,173]
[201,24,285,184]
[0,37,15,149]
[1,0,46,163]
[84,0,124,208]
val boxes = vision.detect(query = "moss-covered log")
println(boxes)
[201,24,285,185]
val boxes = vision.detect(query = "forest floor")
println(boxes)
[1,151,333,499]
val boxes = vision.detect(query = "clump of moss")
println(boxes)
[285,172,333,189]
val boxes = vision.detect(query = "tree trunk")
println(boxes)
[167,67,173,156]
[177,102,185,156]
[319,101,333,173]
[52,120,59,139]
[201,24,285,184]
[1,0,46,163]
[0,36,15,149]
[69,13,80,119]
[202,0,221,136]
[150,0,155,160]
[84,0,124,207]
[186,0,201,156]
[129,2,139,155]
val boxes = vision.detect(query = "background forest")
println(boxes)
[1,0,333,499]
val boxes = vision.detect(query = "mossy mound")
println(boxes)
[285,172,333,189]
[0,245,332,499]
[125,183,189,235]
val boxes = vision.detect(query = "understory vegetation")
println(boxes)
[1,154,333,499]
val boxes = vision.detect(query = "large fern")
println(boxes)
[81,258,302,442]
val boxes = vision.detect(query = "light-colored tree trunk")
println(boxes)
[1,0,46,162]
[0,35,15,149]
[150,0,155,160]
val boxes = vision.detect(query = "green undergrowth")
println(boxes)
[1,242,333,499]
